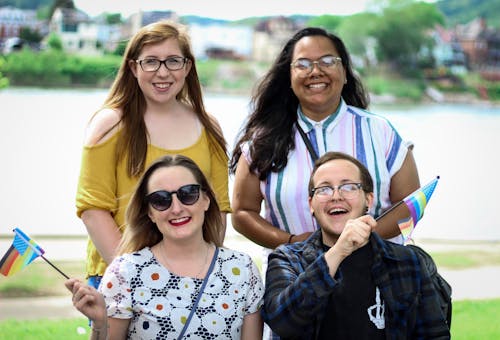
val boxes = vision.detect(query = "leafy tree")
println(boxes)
[307,15,343,33]
[0,0,51,10]
[19,26,43,43]
[48,0,74,19]
[437,0,500,28]
[113,40,128,56]
[372,1,444,72]
[46,32,62,50]
[336,13,378,60]
[105,13,122,25]
[0,57,9,89]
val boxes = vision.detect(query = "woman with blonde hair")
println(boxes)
[67,155,263,339]
[76,20,230,290]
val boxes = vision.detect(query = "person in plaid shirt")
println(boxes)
[262,152,450,339]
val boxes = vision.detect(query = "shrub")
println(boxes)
[1,50,120,87]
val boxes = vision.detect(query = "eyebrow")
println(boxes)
[297,54,336,60]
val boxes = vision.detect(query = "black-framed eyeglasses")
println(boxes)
[311,183,363,201]
[135,56,188,72]
[291,55,342,78]
[146,184,201,211]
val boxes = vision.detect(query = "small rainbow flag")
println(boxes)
[0,228,45,276]
[398,176,440,241]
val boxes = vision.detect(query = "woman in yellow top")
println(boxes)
[76,20,230,288]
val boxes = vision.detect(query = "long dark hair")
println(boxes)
[230,27,369,180]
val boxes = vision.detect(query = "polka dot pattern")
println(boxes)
[100,246,264,339]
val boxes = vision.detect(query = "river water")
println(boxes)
[1,87,499,241]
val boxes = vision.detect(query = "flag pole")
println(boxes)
[40,255,69,279]
[375,200,404,221]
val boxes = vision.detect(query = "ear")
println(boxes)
[365,192,374,211]
[185,58,192,74]
[200,192,210,212]
[308,196,314,216]
[148,209,155,223]
[129,59,138,78]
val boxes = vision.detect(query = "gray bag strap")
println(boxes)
[177,247,219,339]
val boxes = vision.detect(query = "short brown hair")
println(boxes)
[308,152,374,197]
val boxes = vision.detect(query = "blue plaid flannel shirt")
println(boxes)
[262,230,450,339]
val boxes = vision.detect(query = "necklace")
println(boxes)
[160,241,210,279]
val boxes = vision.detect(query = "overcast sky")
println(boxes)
[73,0,371,20]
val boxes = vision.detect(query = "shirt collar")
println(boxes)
[296,98,346,133]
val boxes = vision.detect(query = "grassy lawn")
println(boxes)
[0,260,84,298]
[0,299,498,339]
[0,318,90,340]
[432,250,500,269]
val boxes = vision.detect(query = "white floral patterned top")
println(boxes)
[99,246,264,339]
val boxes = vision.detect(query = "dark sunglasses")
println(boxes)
[146,184,201,211]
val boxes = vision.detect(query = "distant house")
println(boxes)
[454,18,489,68]
[431,25,467,73]
[478,26,500,68]
[124,10,179,38]
[189,23,252,60]
[49,7,101,55]
[252,16,301,62]
[0,6,45,42]
[93,14,122,54]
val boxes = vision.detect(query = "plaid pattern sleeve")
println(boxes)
[370,235,450,339]
[262,231,335,339]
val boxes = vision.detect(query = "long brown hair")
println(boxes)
[104,20,226,177]
[119,154,223,254]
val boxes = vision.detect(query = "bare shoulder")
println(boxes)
[206,112,223,134]
[84,108,122,146]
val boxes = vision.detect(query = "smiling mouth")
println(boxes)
[154,83,171,89]
[307,83,327,89]
[328,208,347,216]
[169,217,191,226]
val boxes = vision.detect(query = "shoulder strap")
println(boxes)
[296,123,318,162]
[177,247,219,340]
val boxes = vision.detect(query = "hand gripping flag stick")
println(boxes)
[376,176,440,242]
[0,228,69,279]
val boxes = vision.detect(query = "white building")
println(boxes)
[0,6,43,39]
[49,7,101,55]
[189,23,253,60]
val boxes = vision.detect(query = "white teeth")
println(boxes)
[308,83,326,89]
[171,217,188,223]
[329,208,347,215]
[155,83,170,89]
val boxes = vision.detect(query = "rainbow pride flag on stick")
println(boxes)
[376,176,440,242]
[0,228,69,278]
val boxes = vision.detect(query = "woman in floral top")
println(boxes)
[66,155,264,339]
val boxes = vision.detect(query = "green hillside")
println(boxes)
[437,0,500,27]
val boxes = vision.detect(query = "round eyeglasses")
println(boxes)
[146,184,201,211]
[291,55,342,78]
[135,56,188,72]
[311,183,363,201]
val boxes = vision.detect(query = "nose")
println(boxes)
[169,194,183,212]
[331,187,343,200]
[310,61,323,74]
[157,61,170,75]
